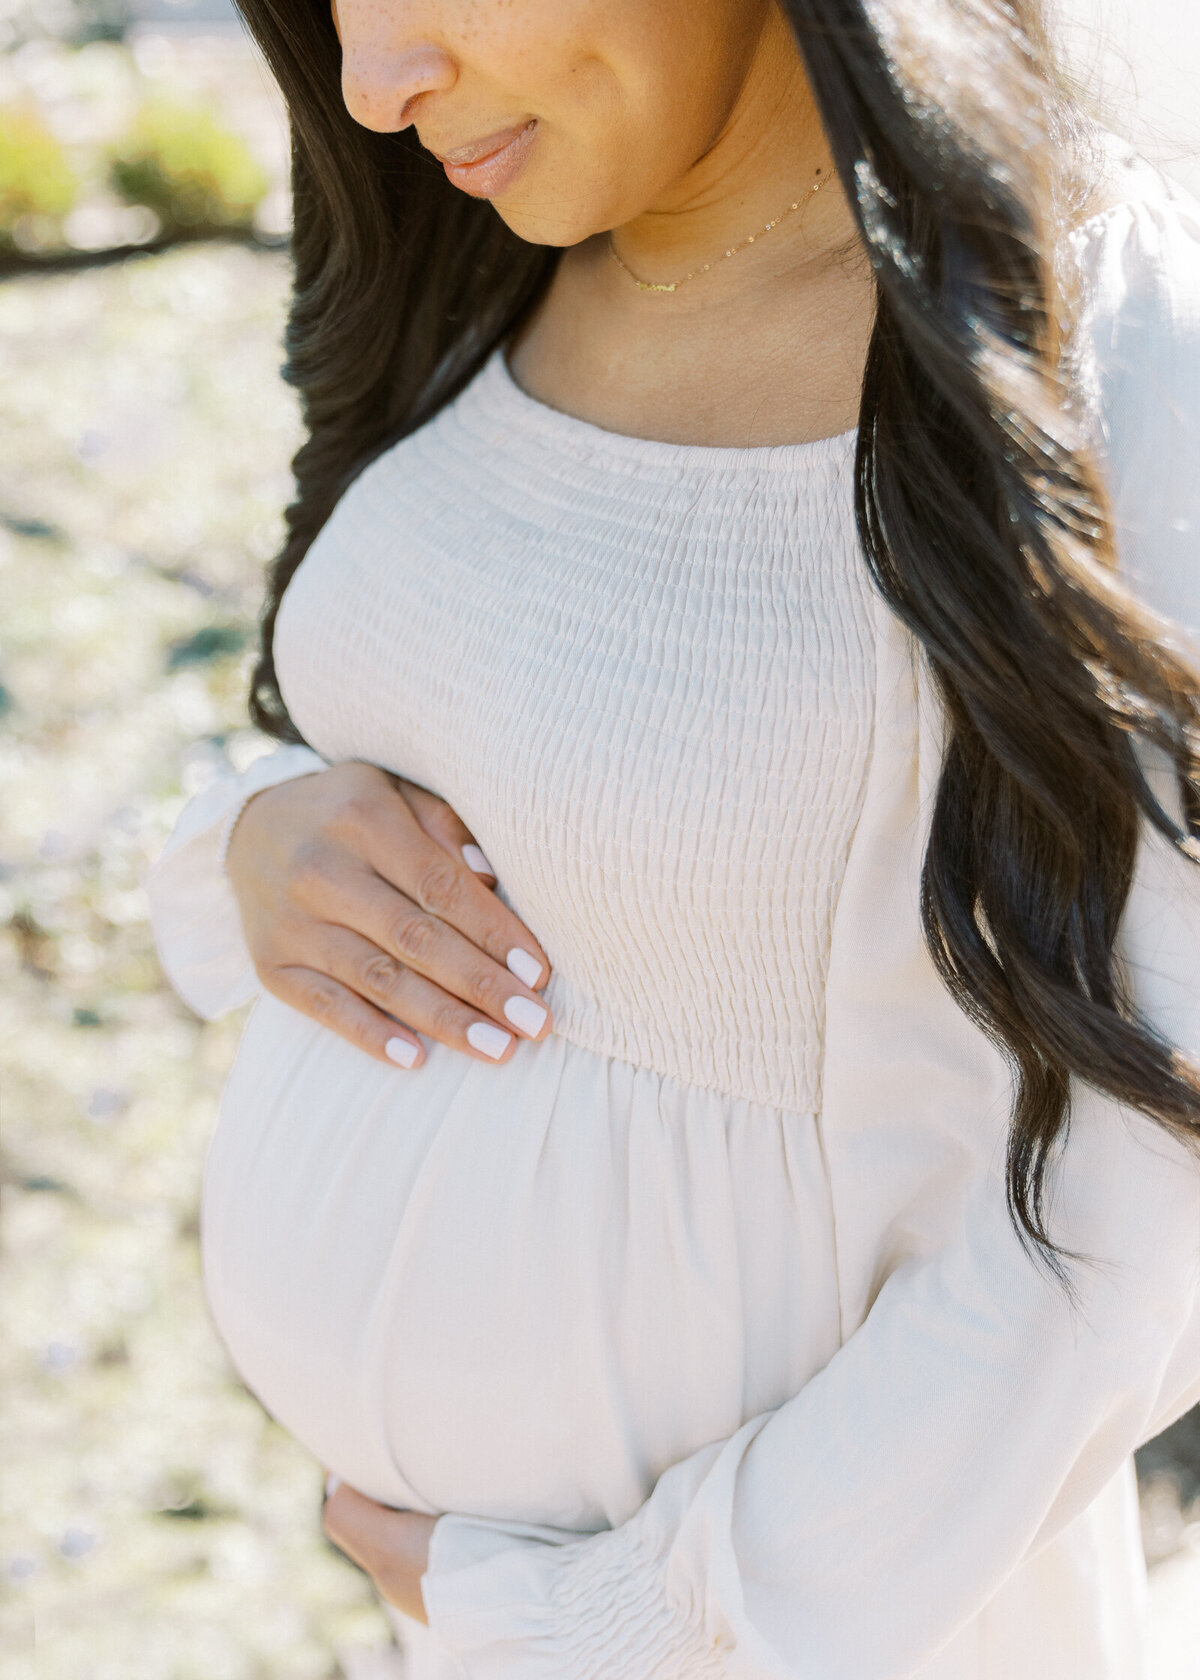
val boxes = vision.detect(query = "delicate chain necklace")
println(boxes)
[606,167,828,294]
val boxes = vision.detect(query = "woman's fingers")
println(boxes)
[266,966,427,1068]
[266,914,547,1069]
[230,761,555,1067]
[315,925,543,1064]
[394,776,498,884]
[327,880,547,1034]
[343,778,551,990]
[322,1484,435,1623]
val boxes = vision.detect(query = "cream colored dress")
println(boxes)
[147,145,1200,1680]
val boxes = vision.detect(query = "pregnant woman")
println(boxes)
[147,0,1200,1675]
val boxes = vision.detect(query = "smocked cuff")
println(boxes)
[422,1515,728,1680]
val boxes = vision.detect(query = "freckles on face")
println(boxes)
[333,0,773,245]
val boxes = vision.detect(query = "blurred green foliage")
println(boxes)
[0,0,134,51]
[0,99,78,247]
[166,623,248,671]
[107,96,269,236]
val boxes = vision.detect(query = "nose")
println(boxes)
[331,4,457,133]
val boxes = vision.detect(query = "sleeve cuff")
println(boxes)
[422,1513,728,1680]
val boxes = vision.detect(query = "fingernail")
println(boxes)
[504,995,548,1038]
[467,1021,512,1059]
[506,947,543,987]
[385,1037,419,1068]
[325,1472,342,1500]
[462,843,494,875]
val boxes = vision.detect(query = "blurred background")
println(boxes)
[0,2,1198,1678]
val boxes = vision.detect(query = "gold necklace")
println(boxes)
[606,168,829,294]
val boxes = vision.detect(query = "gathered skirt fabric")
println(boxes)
[201,993,843,1528]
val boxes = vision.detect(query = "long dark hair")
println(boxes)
[237,0,1200,1281]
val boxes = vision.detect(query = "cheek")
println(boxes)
[443,0,765,243]
[481,10,745,241]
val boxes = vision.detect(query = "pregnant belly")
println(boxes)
[201,991,841,1532]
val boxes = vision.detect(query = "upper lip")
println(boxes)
[430,121,533,168]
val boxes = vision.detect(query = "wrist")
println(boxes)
[216,787,264,878]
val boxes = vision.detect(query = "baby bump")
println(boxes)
[201,992,842,1532]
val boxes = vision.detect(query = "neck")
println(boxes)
[607,9,852,293]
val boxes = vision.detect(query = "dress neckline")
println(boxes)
[475,345,859,477]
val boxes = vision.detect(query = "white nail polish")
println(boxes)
[504,995,548,1038]
[462,843,494,875]
[467,1021,512,1060]
[385,1037,419,1068]
[325,1472,342,1500]
[506,947,543,987]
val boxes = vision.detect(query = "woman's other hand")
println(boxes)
[224,760,552,1069]
[322,1474,435,1623]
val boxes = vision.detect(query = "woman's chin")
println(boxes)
[478,174,612,250]
[488,202,595,248]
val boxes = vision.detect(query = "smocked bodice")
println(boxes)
[273,349,876,1113]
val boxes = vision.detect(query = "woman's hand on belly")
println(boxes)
[322,1474,436,1624]
[224,759,553,1068]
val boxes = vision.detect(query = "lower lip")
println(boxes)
[439,121,538,198]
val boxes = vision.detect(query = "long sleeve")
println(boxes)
[145,742,328,1019]
[416,157,1200,1680]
